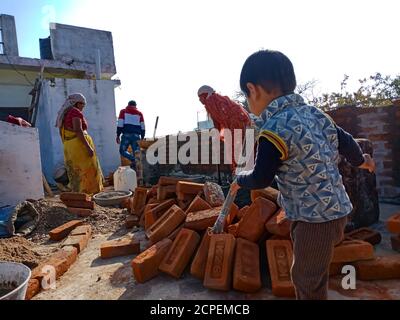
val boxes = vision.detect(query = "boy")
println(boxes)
[231,50,375,300]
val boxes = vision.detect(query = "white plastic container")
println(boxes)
[113,166,137,192]
[0,262,32,300]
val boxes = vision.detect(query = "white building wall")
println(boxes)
[0,121,44,206]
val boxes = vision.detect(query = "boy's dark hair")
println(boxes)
[128,100,137,107]
[240,50,297,97]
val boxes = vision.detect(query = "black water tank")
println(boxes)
[39,37,53,60]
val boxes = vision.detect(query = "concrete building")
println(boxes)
[0,14,121,189]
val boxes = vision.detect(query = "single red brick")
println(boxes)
[145,210,159,231]
[70,224,92,238]
[157,184,176,201]
[345,227,382,245]
[42,256,69,279]
[391,234,400,253]
[265,209,291,237]
[228,223,239,237]
[131,238,173,283]
[332,240,374,263]
[62,234,89,253]
[167,224,185,242]
[49,220,83,241]
[151,199,177,218]
[266,240,295,297]
[190,232,211,280]
[67,207,93,217]
[132,187,149,215]
[237,198,277,242]
[203,182,225,207]
[176,181,204,200]
[146,205,186,243]
[386,213,400,234]
[126,215,140,229]
[51,246,78,271]
[251,187,279,204]
[203,234,236,291]
[185,207,222,231]
[159,228,200,278]
[25,279,41,300]
[60,192,90,202]
[101,237,140,259]
[353,256,400,280]
[62,199,94,210]
[233,238,262,293]
[237,206,249,220]
[158,176,182,186]
[185,195,212,214]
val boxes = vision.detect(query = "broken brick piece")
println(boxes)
[25,279,41,300]
[67,207,93,217]
[70,224,92,238]
[251,187,279,204]
[159,228,200,278]
[185,195,212,214]
[185,207,222,231]
[265,209,291,238]
[353,256,400,280]
[176,181,204,200]
[386,213,400,234]
[126,215,140,228]
[332,240,374,263]
[190,232,211,280]
[237,198,277,242]
[60,192,90,202]
[51,246,78,271]
[157,184,176,201]
[62,234,89,253]
[146,205,186,244]
[132,187,149,215]
[266,240,295,298]
[203,182,225,207]
[131,238,173,283]
[233,238,262,293]
[345,227,382,246]
[237,206,249,220]
[49,220,83,241]
[228,223,239,237]
[391,234,400,253]
[62,199,94,210]
[100,237,141,259]
[203,234,236,291]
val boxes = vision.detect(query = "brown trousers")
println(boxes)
[290,216,348,300]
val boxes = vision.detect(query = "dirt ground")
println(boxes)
[31,202,400,300]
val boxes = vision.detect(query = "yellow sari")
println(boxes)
[61,127,104,195]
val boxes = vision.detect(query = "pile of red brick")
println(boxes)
[25,221,92,300]
[60,192,94,217]
[387,213,400,253]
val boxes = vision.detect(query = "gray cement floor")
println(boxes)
[35,203,400,300]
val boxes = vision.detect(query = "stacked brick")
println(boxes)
[60,192,94,217]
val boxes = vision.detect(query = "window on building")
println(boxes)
[0,27,4,54]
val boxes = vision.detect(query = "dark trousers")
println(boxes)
[119,133,140,165]
[290,216,348,300]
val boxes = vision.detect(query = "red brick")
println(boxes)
[67,207,93,217]
[132,187,149,215]
[176,181,204,200]
[62,199,94,210]
[233,238,262,293]
[228,223,239,237]
[120,197,131,209]
[51,246,78,271]
[224,203,239,230]
[265,209,291,237]
[391,234,400,253]
[386,213,400,234]
[178,199,192,210]
[329,263,345,276]
[70,224,92,238]
[145,209,159,231]
[167,224,185,242]
[185,207,222,231]
[131,238,173,283]
[60,192,90,202]
[203,182,225,207]
[158,176,181,186]
[203,234,236,291]
[237,206,249,220]
[237,198,277,242]
[159,228,200,278]
[332,240,374,263]
[266,240,295,297]
[62,234,89,253]
[147,197,160,205]
[185,195,212,214]
[101,237,140,259]
[25,279,40,300]
[190,232,211,280]
[353,256,400,280]
[49,220,83,241]
[126,215,140,228]
[157,184,176,201]
[150,199,176,218]
[345,228,382,245]
[269,234,292,241]
[251,187,279,204]
[146,205,186,243]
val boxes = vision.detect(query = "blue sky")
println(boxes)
[1,0,399,136]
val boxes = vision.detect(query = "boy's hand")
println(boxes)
[230,181,241,195]
[358,154,375,173]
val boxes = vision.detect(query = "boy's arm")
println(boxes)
[336,125,365,166]
[236,137,282,190]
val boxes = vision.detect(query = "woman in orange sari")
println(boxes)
[55,93,103,195]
